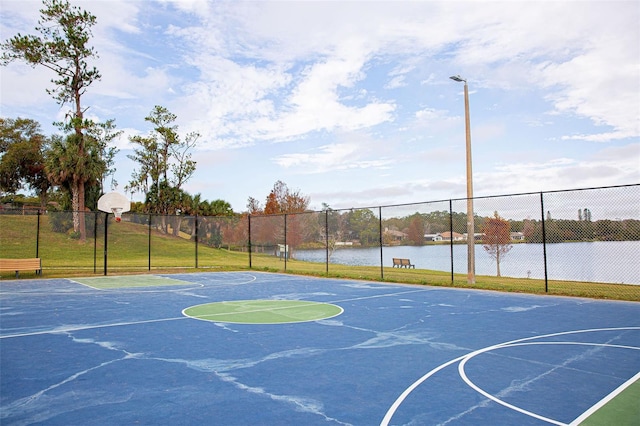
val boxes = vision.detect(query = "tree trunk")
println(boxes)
[78,178,87,241]
[71,180,80,236]
[75,88,87,242]
[191,217,197,241]
[172,216,181,237]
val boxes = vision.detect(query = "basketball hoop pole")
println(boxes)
[104,211,108,276]
[97,192,131,276]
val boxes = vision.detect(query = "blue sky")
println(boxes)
[1,0,639,212]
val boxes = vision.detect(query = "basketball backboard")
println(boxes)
[98,192,131,222]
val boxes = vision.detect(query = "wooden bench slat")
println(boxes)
[0,258,42,277]
[392,258,415,269]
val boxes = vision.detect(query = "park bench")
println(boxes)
[392,258,415,269]
[0,258,42,278]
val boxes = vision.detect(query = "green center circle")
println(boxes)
[182,300,343,324]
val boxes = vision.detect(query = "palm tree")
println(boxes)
[46,133,106,236]
[2,0,103,241]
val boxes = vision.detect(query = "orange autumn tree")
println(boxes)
[248,180,311,257]
[263,180,309,215]
[266,181,310,258]
[407,214,425,245]
[482,211,513,277]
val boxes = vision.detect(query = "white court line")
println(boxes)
[331,288,434,304]
[380,327,640,426]
[569,370,640,426]
[458,341,640,426]
[0,316,188,339]
[380,354,468,426]
[182,301,344,325]
[68,276,206,293]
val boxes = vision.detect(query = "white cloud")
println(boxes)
[385,76,406,89]
[273,142,395,174]
[1,0,638,211]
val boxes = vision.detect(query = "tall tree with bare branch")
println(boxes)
[2,0,102,241]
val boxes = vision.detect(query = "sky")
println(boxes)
[1,0,639,213]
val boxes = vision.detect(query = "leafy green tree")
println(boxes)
[595,219,622,241]
[347,209,379,246]
[45,132,109,236]
[2,0,104,240]
[528,218,562,243]
[207,199,234,216]
[127,106,199,222]
[621,219,640,240]
[191,197,235,245]
[321,206,349,259]
[0,118,51,204]
[86,119,122,195]
[423,210,451,234]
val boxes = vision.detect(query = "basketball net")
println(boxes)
[112,207,123,222]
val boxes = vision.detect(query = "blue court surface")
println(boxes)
[1,272,638,425]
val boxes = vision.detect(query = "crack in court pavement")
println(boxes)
[145,354,352,425]
[318,319,469,351]
[0,331,143,425]
[217,372,353,426]
[437,398,493,426]
[439,348,592,425]
[501,305,546,312]
[174,291,209,298]
[1,356,137,424]
[141,322,469,426]
[1,317,188,339]
[1,388,135,426]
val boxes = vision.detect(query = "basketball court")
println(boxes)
[1,272,638,425]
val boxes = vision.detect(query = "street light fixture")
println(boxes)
[450,75,476,284]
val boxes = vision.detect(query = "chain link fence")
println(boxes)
[2,184,638,300]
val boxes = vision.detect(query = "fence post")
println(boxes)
[449,199,454,284]
[148,214,152,271]
[93,211,97,274]
[36,209,41,259]
[284,214,288,270]
[325,210,329,275]
[248,215,252,269]
[540,192,549,292]
[195,214,199,269]
[379,206,384,280]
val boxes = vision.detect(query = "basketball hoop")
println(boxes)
[112,207,123,222]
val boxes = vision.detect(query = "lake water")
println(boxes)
[295,241,640,284]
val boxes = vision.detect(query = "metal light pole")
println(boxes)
[450,75,475,284]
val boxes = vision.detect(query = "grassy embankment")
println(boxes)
[1,214,639,301]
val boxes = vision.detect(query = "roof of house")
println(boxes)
[384,229,407,237]
[440,231,464,238]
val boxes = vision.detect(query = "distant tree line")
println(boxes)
[308,209,640,248]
